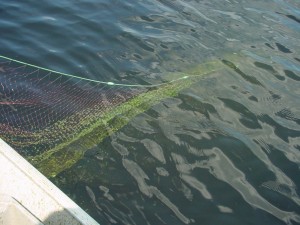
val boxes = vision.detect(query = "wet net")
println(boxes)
[0,56,146,153]
[0,55,225,177]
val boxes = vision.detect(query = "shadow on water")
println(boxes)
[41,208,99,225]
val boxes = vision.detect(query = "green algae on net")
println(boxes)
[0,54,237,178]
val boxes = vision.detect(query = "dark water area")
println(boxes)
[1,0,300,225]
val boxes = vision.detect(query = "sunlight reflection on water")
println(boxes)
[0,0,300,224]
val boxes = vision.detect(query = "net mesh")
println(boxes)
[0,55,225,177]
[0,58,145,155]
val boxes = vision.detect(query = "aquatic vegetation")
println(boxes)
[0,55,228,177]
[31,62,224,177]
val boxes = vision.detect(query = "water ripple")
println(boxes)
[1,0,300,224]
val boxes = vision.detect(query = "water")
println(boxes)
[1,0,300,224]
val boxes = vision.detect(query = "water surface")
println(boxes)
[0,0,300,224]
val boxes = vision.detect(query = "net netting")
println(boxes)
[0,57,146,153]
[0,55,225,177]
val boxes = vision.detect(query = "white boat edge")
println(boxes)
[0,138,100,225]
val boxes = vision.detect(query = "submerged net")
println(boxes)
[0,55,226,177]
[0,56,147,153]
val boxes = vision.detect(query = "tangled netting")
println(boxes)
[0,55,226,177]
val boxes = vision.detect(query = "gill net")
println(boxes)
[0,55,225,177]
